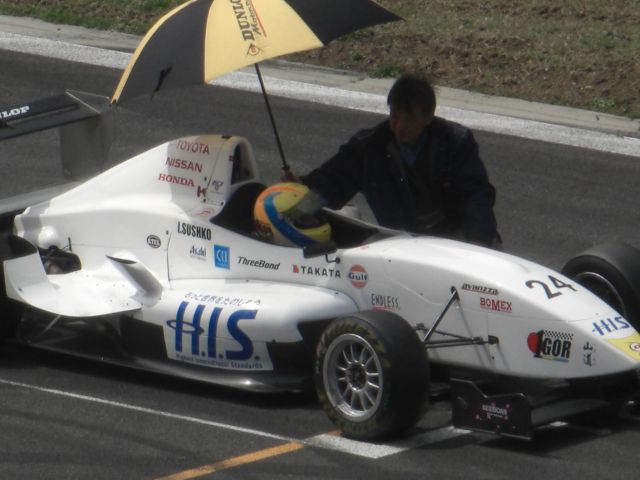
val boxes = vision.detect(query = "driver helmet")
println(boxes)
[254,183,331,247]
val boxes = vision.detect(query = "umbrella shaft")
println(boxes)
[254,64,289,171]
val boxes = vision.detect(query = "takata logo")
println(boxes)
[348,265,368,288]
[292,264,341,278]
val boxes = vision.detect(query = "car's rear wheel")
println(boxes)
[562,242,640,330]
[314,310,429,440]
[0,266,20,342]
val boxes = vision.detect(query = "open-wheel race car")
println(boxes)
[1,92,640,441]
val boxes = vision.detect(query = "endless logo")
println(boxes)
[527,330,573,362]
[371,293,399,311]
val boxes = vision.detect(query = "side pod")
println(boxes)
[1,235,141,318]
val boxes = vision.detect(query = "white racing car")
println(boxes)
[1,92,640,440]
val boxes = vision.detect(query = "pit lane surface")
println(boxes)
[2,49,640,479]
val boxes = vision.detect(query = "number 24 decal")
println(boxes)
[526,275,576,299]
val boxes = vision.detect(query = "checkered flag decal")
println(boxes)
[542,330,574,341]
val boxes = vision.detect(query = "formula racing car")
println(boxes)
[1,92,640,440]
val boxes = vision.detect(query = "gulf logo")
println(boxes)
[348,265,368,288]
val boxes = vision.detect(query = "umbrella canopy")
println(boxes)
[112,0,400,103]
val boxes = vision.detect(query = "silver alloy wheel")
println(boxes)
[573,271,627,317]
[322,333,383,421]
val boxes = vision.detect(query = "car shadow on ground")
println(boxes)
[0,343,319,410]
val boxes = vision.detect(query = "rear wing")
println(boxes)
[0,90,113,180]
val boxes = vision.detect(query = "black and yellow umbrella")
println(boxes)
[112,0,399,169]
[112,0,399,103]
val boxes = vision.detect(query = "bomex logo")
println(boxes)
[166,301,256,360]
[214,245,230,269]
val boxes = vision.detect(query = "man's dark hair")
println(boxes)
[387,74,436,116]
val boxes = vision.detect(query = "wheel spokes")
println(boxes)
[323,333,385,420]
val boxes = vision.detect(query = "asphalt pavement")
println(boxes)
[1,13,639,140]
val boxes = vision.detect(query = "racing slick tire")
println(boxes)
[562,242,640,330]
[314,310,429,440]
[0,265,20,342]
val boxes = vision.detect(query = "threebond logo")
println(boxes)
[214,245,230,269]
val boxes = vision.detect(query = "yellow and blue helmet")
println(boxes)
[254,183,331,247]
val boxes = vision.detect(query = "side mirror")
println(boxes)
[303,241,338,259]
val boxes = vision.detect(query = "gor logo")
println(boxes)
[527,330,573,362]
[214,245,230,269]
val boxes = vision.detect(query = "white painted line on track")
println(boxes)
[306,426,470,459]
[0,377,292,442]
[0,377,469,459]
[212,72,640,159]
[3,30,638,158]
[0,31,130,70]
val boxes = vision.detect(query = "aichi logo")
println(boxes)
[348,265,368,288]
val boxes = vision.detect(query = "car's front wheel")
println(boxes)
[562,242,640,330]
[314,310,429,440]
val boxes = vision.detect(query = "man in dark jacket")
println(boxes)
[292,74,499,247]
